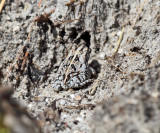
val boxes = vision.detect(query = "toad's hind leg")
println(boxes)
[67,76,94,89]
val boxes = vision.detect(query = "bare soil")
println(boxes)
[0,0,160,133]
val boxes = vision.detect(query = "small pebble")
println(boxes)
[74,95,82,101]
[99,52,106,60]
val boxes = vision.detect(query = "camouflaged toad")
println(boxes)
[53,41,95,91]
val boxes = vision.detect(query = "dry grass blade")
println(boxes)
[89,79,99,95]
[149,51,160,68]
[112,27,124,57]
[64,45,83,84]
[0,0,5,13]
[132,0,148,27]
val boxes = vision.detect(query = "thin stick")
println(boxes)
[38,0,42,7]
[0,0,5,13]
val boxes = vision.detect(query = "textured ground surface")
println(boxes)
[0,0,160,133]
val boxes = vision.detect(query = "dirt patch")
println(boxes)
[0,0,160,133]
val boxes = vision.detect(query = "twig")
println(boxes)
[34,9,55,23]
[21,51,29,71]
[0,0,5,13]
[27,9,55,41]
[63,104,95,110]
[38,0,42,8]
[65,0,76,6]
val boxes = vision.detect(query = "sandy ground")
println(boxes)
[0,0,160,133]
